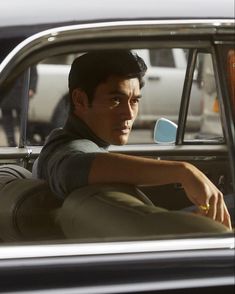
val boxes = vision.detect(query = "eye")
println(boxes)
[130,98,140,106]
[110,97,121,108]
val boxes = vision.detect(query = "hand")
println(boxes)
[29,89,35,98]
[181,163,232,230]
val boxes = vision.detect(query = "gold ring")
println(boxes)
[199,204,210,211]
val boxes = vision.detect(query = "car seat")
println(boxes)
[0,165,229,242]
[0,165,63,242]
[58,184,229,240]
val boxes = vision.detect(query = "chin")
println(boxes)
[112,136,129,145]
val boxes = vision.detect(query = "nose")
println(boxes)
[119,102,135,120]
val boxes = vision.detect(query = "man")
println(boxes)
[35,50,231,235]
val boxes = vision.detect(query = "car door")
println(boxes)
[0,26,234,213]
[0,20,234,293]
[111,46,234,213]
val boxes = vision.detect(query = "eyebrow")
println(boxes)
[109,90,142,99]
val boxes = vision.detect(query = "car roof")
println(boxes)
[0,0,234,38]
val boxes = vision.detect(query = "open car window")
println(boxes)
[0,0,234,290]
[0,24,234,247]
[185,52,224,142]
[0,48,227,147]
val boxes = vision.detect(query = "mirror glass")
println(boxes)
[154,118,177,144]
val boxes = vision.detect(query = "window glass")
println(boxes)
[2,49,225,147]
[23,49,188,145]
[130,48,187,144]
[0,77,21,146]
[40,54,78,65]
[26,59,69,145]
[0,70,35,147]
[149,49,175,67]
[185,53,224,141]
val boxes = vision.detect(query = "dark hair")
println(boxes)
[68,50,147,110]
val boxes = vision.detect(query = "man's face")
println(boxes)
[81,75,141,145]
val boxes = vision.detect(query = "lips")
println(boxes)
[120,127,130,134]
[113,125,131,134]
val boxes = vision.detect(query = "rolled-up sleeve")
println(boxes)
[38,139,107,198]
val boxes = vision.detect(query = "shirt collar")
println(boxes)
[64,114,109,148]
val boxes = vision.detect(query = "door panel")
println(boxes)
[110,144,232,210]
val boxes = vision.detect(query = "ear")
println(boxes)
[72,89,89,112]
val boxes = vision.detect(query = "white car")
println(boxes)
[27,48,202,142]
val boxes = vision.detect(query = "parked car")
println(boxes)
[0,0,234,293]
[27,48,202,140]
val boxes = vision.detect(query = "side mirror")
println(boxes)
[154,118,177,144]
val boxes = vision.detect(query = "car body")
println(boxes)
[0,0,234,293]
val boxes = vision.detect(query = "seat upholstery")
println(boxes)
[0,165,63,241]
[0,164,32,188]
[0,165,229,242]
[59,184,229,240]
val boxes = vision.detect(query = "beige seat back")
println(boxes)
[0,165,63,242]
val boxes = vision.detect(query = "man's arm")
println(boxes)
[89,152,231,229]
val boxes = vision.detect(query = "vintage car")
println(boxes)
[0,0,234,293]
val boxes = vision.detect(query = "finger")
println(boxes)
[215,193,224,224]
[206,197,217,220]
[198,204,210,216]
[222,203,232,230]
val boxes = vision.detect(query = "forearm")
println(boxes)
[88,152,186,187]
[89,152,232,229]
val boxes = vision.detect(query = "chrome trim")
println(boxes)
[0,147,30,159]
[109,144,228,153]
[14,277,233,294]
[0,236,234,260]
[0,144,228,161]
[0,19,234,73]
